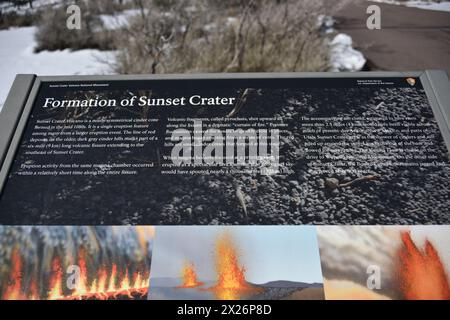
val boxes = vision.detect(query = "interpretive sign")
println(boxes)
[0,72,449,225]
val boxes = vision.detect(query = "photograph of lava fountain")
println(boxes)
[0,226,154,300]
[317,226,450,300]
[148,226,325,300]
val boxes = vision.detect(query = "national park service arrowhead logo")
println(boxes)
[406,77,416,86]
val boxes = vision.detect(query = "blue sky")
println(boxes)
[150,226,323,284]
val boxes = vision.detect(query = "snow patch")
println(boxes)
[370,0,450,12]
[0,0,61,15]
[318,16,366,72]
[317,14,336,34]
[0,27,113,111]
[329,33,366,72]
[406,1,450,12]
[99,9,144,30]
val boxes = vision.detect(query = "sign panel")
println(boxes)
[0,73,449,225]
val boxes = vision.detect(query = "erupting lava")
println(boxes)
[1,250,150,300]
[2,249,24,300]
[209,232,260,299]
[397,231,450,300]
[48,257,64,299]
[178,261,204,288]
[175,232,261,299]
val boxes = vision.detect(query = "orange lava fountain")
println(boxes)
[178,261,204,288]
[1,250,150,300]
[54,264,150,300]
[209,232,261,300]
[397,231,450,300]
[73,248,88,296]
[47,257,64,300]
[2,249,24,300]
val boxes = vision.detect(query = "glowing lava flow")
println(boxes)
[178,261,204,288]
[209,232,261,300]
[398,231,450,300]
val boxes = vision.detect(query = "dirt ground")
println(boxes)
[336,1,450,74]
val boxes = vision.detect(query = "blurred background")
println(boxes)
[0,0,449,108]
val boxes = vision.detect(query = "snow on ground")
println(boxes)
[318,16,366,72]
[406,1,450,11]
[0,27,114,111]
[317,14,336,34]
[99,9,144,30]
[370,0,450,12]
[0,0,61,15]
[329,34,366,72]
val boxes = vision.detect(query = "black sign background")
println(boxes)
[0,77,449,225]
